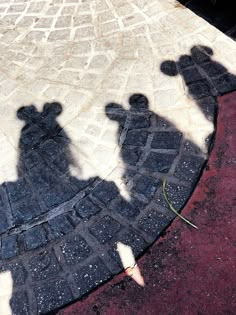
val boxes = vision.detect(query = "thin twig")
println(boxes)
[162,178,198,229]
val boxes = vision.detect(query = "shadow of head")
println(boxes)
[160,45,214,76]
[17,102,62,122]
[105,93,149,121]
[190,45,213,61]
[16,102,64,153]
[129,94,149,111]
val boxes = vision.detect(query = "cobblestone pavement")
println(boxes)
[0,0,236,314]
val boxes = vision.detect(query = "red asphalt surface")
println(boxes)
[59,92,236,315]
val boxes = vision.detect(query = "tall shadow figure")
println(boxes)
[17,102,76,177]
[106,93,183,175]
[105,93,193,223]
[106,94,153,169]
[160,45,236,119]
[3,102,96,227]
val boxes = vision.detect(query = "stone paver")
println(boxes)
[0,0,236,314]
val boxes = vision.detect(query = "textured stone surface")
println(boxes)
[10,291,30,315]
[151,132,182,150]
[155,183,192,212]
[73,257,112,298]
[28,250,61,281]
[110,197,144,219]
[61,235,91,265]
[92,181,119,206]
[0,235,19,259]
[0,0,236,313]
[89,216,122,244]
[143,152,177,173]
[131,175,161,200]
[34,279,73,314]
[74,197,102,220]
[24,226,47,251]
[138,208,172,237]
[47,214,74,240]
[174,155,206,183]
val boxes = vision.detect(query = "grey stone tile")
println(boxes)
[151,131,182,150]
[0,235,19,259]
[188,80,212,99]
[138,208,172,236]
[73,257,111,298]
[174,155,205,183]
[124,130,149,146]
[74,197,101,219]
[61,235,91,265]
[28,250,61,281]
[47,214,74,240]
[143,152,177,173]
[121,146,143,166]
[110,196,145,219]
[10,291,30,315]
[131,175,161,199]
[34,279,73,314]
[24,226,47,251]
[89,216,122,244]
[92,181,119,206]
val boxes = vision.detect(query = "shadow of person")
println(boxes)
[106,93,183,176]
[16,102,76,177]
[3,102,97,227]
[105,93,201,224]
[160,45,236,116]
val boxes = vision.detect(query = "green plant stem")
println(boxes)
[162,178,198,229]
